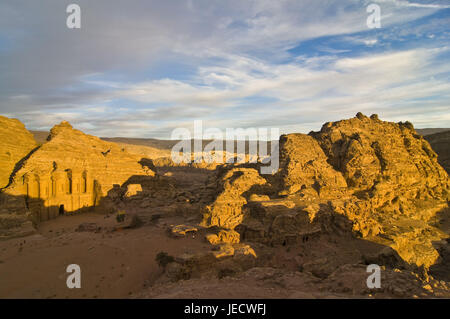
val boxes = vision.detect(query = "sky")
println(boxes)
[0,0,449,138]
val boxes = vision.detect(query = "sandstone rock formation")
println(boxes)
[311,113,448,203]
[171,224,198,237]
[206,229,240,244]
[0,120,155,237]
[0,116,38,190]
[201,113,449,269]
[200,167,267,230]
[309,113,449,267]
[276,133,347,197]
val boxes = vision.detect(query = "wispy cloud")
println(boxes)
[0,0,449,137]
[374,0,450,9]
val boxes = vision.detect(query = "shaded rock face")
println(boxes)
[424,130,450,174]
[0,116,38,189]
[1,120,154,231]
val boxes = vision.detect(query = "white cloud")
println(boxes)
[61,46,447,136]
[374,0,450,9]
[0,0,449,137]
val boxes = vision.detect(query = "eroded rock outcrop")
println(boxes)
[200,168,267,230]
[0,116,38,190]
[202,113,449,269]
[311,113,448,203]
[310,114,449,267]
[0,120,155,236]
[276,134,347,197]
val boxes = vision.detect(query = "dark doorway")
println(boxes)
[59,205,65,216]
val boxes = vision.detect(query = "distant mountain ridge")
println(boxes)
[424,130,450,173]
[30,128,450,147]
[416,128,450,136]
[30,128,450,174]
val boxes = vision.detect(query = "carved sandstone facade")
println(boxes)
[0,120,154,235]
[21,169,98,221]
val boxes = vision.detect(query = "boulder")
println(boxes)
[200,168,267,230]
[171,224,198,237]
[205,229,240,244]
[124,184,143,197]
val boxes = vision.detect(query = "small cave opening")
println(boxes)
[59,205,65,216]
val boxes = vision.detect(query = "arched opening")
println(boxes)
[59,204,65,216]
[82,171,87,193]
[66,170,72,194]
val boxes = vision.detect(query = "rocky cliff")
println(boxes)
[310,113,448,203]
[276,134,348,198]
[0,120,154,238]
[0,116,38,190]
[202,113,449,268]
[309,113,449,267]
[200,167,267,230]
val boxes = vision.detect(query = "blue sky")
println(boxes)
[0,0,449,138]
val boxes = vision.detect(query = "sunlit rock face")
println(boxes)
[275,133,348,198]
[308,113,449,267]
[0,115,38,190]
[0,120,155,233]
[200,167,267,230]
[204,114,449,268]
[311,113,448,204]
